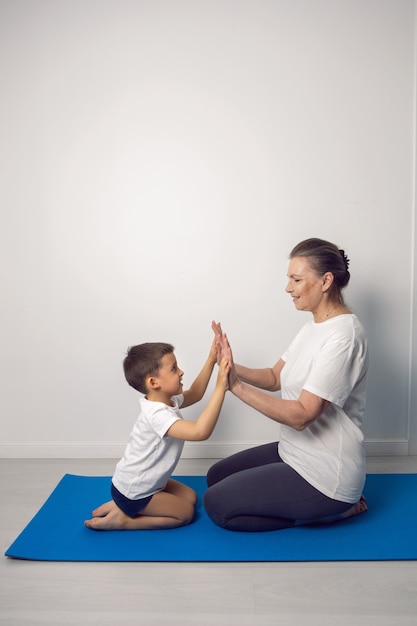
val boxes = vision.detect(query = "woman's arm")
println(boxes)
[211,320,283,391]
[231,382,328,431]
[221,333,327,431]
[235,359,284,391]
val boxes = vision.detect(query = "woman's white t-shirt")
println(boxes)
[278,314,368,504]
[112,394,184,500]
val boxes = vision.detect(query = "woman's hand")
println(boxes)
[212,321,240,389]
[220,332,240,391]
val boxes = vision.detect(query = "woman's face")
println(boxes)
[285,256,330,315]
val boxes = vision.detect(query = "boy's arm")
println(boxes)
[181,338,218,408]
[166,358,230,441]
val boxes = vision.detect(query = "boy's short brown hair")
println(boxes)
[123,342,174,394]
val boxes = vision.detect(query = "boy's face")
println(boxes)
[152,352,184,396]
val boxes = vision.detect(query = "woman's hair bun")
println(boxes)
[340,249,350,272]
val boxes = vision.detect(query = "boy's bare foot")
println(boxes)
[84,487,196,530]
[91,501,115,518]
[84,502,132,530]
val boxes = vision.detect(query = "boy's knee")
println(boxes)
[187,488,198,507]
[179,501,195,526]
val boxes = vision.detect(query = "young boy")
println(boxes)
[84,338,230,530]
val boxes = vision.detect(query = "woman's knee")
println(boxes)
[206,461,222,487]
[203,485,228,528]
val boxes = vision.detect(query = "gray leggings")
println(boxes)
[203,442,353,531]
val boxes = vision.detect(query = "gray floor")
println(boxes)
[1,456,417,626]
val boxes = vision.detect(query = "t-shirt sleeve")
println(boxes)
[150,398,183,439]
[302,337,361,407]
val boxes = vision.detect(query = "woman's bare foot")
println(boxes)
[338,494,368,520]
[295,495,368,527]
[316,495,368,525]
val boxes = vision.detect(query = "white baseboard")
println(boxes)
[0,439,410,458]
[363,439,409,456]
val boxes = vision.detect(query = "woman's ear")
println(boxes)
[322,272,334,292]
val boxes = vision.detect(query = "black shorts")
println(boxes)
[111,483,153,518]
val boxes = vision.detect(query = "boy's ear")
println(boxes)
[147,375,160,390]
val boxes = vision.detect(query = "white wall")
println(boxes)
[410,0,417,456]
[1,0,416,458]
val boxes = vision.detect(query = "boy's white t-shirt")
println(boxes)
[112,394,184,500]
[278,314,368,504]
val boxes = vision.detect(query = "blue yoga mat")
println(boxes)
[5,473,417,561]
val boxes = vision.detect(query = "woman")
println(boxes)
[204,238,369,531]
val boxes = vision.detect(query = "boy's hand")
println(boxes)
[216,356,231,391]
[212,320,223,337]
[209,334,219,365]
[211,320,223,364]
